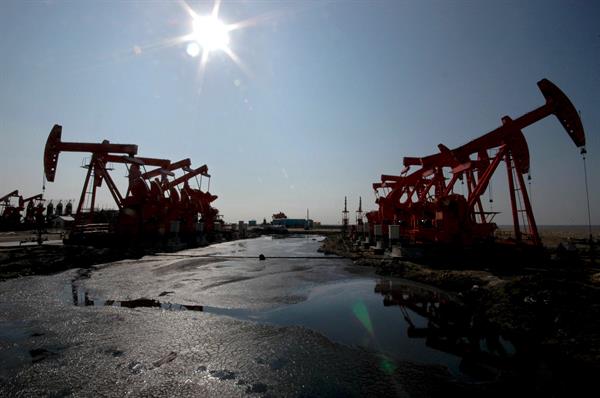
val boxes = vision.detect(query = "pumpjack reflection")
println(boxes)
[375,279,515,376]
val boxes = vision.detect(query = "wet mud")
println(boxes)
[1,235,597,396]
[0,244,149,281]
[321,234,600,395]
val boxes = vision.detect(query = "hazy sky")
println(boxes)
[0,0,598,225]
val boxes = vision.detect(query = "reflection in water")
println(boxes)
[374,279,515,378]
[71,275,516,382]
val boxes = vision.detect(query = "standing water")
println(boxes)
[73,235,516,382]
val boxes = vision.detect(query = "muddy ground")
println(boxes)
[0,229,230,281]
[319,233,600,387]
[1,236,511,398]
[1,231,599,396]
[0,242,149,281]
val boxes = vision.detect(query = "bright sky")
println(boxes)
[0,0,598,225]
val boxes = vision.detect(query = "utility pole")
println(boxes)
[342,196,349,234]
[305,208,310,230]
[356,196,363,226]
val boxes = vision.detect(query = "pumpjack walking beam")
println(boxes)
[44,124,139,223]
[44,124,138,182]
[141,158,192,181]
[0,190,19,204]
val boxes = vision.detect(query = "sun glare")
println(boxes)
[191,15,230,53]
[178,0,255,81]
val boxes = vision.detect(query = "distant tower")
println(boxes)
[356,196,363,225]
[342,196,349,232]
[305,208,310,230]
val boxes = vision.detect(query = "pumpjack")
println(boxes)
[0,190,45,230]
[43,124,220,246]
[0,190,22,230]
[21,194,45,227]
[367,79,585,248]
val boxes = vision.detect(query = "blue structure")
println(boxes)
[272,218,313,229]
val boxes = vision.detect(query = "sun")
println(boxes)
[175,0,264,80]
[182,1,234,64]
[132,0,287,79]
[191,15,230,53]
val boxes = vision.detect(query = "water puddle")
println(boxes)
[246,278,516,381]
[71,276,516,382]
[68,236,517,382]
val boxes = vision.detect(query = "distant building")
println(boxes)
[271,218,314,229]
[249,220,257,226]
[50,215,74,229]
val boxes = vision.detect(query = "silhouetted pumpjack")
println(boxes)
[367,79,585,246]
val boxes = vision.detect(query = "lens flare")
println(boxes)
[352,301,374,335]
[186,42,201,57]
[379,355,397,375]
